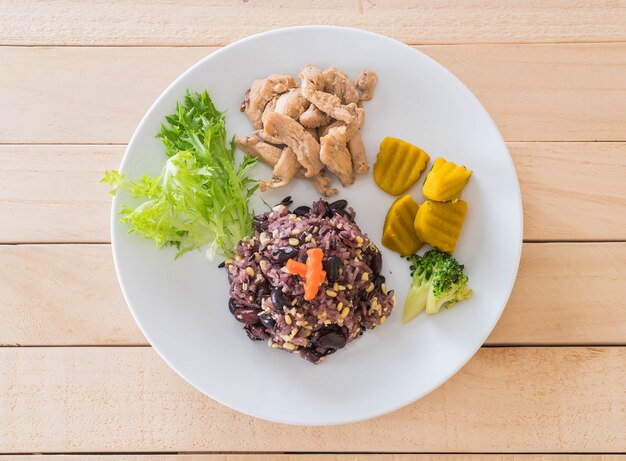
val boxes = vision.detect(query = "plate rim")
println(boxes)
[111,24,524,426]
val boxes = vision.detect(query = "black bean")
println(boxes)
[279,196,293,206]
[329,199,347,210]
[325,256,341,283]
[244,325,264,341]
[228,298,238,315]
[374,274,386,290]
[272,247,298,264]
[293,205,311,217]
[300,251,308,263]
[218,261,226,268]
[248,324,270,340]
[313,346,330,356]
[234,308,260,324]
[335,208,355,222]
[260,314,276,329]
[253,215,269,232]
[253,222,268,232]
[317,346,338,357]
[370,251,383,275]
[271,289,286,309]
[316,330,347,350]
[300,349,322,364]
[256,288,270,304]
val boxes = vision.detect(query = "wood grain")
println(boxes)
[0,47,210,145]
[1,142,624,243]
[488,243,626,345]
[5,456,626,461]
[1,44,625,144]
[511,142,626,241]
[0,245,143,346]
[423,44,626,142]
[1,1,626,46]
[1,243,624,346]
[1,346,624,452]
[0,145,120,243]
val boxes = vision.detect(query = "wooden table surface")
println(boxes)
[1,1,626,459]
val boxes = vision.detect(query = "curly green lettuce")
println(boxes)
[102,90,258,259]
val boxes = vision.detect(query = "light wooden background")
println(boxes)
[1,1,625,459]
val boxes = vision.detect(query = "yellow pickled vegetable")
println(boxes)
[422,158,472,201]
[382,195,423,256]
[373,137,430,195]
[414,200,468,253]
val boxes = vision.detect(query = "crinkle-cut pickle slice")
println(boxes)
[382,194,423,256]
[373,137,430,196]
[423,157,472,202]
[414,200,468,254]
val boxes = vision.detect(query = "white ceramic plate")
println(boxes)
[112,26,523,426]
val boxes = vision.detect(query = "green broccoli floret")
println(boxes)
[402,249,472,323]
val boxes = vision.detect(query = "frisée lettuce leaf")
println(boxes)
[102,90,258,260]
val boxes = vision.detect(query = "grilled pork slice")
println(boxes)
[299,64,325,98]
[320,126,354,187]
[356,70,377,101]
[318,106,364,140]
[300,104,331,128]
[260,147,300,191]
[348,133,368,174]
[323,67,360,104]
[235,137,282,166]
[308,91,355,124]
[263,112,324,178]
[275,89,310,120]
[242,74,297,129]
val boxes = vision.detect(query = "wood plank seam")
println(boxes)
[2,45,626,143]
[4,40,626,47]
[2,452,626,455]
[2,1,626,46]
[2,142,625,242]
[2,347,624,452]
[2,242,625,346]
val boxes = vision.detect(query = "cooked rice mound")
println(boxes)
[225,199,395,364]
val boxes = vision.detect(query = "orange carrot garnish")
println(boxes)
[285,248,327,301]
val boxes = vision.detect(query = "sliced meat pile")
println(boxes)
[238,65,377,197]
